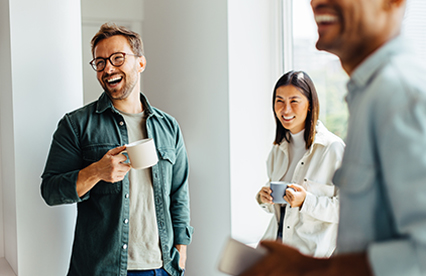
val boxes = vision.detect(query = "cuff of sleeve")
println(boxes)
[59,171,85,204]
[174,226,194,245]
[256,192,274,213]
[256,192,262,204]
[299,191,315,214]
[368,240,423,276]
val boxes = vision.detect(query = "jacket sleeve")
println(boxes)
[40,115,86,206]
[170,122,193,245]
[256,182,275,214]
[299,140,345,224]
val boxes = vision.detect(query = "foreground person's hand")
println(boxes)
[238,241,323,276]
[239,240,373,276]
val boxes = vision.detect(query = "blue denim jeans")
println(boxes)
[127,268,170,276]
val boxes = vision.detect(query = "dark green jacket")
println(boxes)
[41,92,193,276]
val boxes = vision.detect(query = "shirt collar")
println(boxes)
[347,36,406,98]
[95,92,162,118]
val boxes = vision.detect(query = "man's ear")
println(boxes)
[138,55,146,73]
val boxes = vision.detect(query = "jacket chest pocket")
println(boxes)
[303,180,335,197]
[156,148,176,189]
[82,144,122,194]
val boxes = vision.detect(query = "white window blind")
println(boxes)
[403,0,426,61]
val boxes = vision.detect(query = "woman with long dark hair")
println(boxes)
[256,71,345,257]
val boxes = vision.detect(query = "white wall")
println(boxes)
[141,1,231,275]
[0,0,17,270]
[228,0,281,244]
[0,0,82,275]
[142,0,281,274]
[0,152,3,259]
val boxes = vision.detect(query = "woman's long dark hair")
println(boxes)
[273,71,319,149]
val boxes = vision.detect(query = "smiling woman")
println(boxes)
[256,70,345,258]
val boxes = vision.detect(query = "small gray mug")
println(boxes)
[270,181,294,204]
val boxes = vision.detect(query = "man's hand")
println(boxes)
[93,146,131,183]
[76,146,131,196]
[239,241,373,276]
[175,244,187,269]
[239,241,322,276]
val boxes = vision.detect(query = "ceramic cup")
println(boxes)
[123,138,158,170]
[270,181,293,204]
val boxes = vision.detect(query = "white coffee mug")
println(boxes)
[124,138,158,170]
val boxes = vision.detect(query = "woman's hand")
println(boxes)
[284,184,306,208]
[259,186,273,204]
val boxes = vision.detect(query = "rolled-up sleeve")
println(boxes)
[170,122,193,245]
[41,115,84,206]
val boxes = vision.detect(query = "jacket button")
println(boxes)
[119,121,124,126]
[125,194,129,198]
[123,244,127,250]
[301,162,304,165]
[124,219,129,224]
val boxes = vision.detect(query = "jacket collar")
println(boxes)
[95,92,162,118]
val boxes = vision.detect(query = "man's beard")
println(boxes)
[102,72,138,101]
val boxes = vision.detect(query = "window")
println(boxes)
[285,0,348,139]
[402,0,426,61]
[234,0,426,247]
[285,0,426,140]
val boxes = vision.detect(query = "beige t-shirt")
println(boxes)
[119,110,162,270]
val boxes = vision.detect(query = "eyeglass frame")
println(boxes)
[89,52,141,72]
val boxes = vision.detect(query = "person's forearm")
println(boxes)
[326,252,373,276]
[76,163,101,197]
[294,251,373,276]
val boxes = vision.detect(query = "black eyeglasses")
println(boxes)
[89,52,140,72]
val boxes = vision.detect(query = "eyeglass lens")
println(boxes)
[92,52,126,71]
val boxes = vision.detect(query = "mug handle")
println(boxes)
[120,150,131,165]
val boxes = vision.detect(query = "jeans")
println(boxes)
[127,268,170,276]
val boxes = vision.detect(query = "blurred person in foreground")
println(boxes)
[241,0,426,275]
[256,71,344,258]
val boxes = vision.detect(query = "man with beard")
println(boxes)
[241,0,426,275]
[41,23,193,276]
